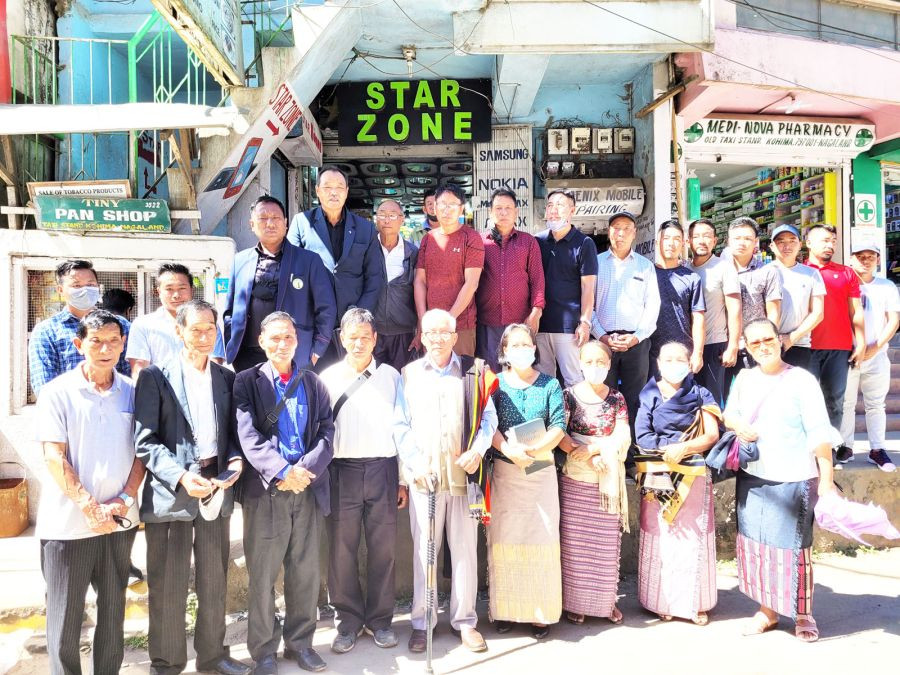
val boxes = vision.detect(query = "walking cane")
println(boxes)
[425,483,437,674]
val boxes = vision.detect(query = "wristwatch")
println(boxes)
[117,492,134,508]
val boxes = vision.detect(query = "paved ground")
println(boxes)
[4,548,898,675]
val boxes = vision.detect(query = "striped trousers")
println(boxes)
[40,528,137,675]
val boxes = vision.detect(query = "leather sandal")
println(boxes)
[608,607,623,625]
[692,611,709,626]
[565,612,585,625]
[795,616,819,643]
[743,611,778,636]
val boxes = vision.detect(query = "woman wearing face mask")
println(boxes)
[634,342,721,625]
[556,341,630,625]
[488,323,565,639]
[724,319,835,643]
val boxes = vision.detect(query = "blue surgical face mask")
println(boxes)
[659,362,691,385]
[66,285,101,311]
[505,346,535,370]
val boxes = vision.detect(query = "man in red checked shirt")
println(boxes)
[474,187,546,371]
[805,224,865,465]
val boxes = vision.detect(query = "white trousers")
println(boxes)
[408,489,479,631]
[536,332,584,388]
[840,351,891,449]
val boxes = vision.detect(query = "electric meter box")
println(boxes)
[592,128,613,153]
[547,129,569,155]
[614,127,635,153]
[570,128,591,154]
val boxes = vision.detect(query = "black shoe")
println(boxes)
[252,655,278,675]
[331,628,362,654]
[495,621,512,634]
[531,624,550,639]
[408,629,427,653]
[128,564,144,582]
[364,626,399,648]
[835,445,854,463]
[197,656,253,675]
[295,647,327,673]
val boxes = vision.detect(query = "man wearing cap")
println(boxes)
[535,189,597,386]
[805,224,865,464]
[135,300,249,675]
[592,210,659,436]
[770,224,826,371]
[839,243,899,472]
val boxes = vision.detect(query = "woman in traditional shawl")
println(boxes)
[724,319,836,642]
[635,341,721,625]
[557,340,631,625]
[488,324,566,639]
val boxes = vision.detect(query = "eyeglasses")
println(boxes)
[377,213,404,222]
[746,336,779,349]
[436,201,463,211]
[423,330,455,341]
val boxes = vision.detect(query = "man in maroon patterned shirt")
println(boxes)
[413,184,485,356]
[475,188,545,371]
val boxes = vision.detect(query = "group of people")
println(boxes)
[26,166,898,675]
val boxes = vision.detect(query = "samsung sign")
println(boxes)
[337,78,492,146]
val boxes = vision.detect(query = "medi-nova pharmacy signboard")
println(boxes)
[337,79,492,146]
[682,114,876,162]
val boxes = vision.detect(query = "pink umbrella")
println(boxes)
[814,491,900,545]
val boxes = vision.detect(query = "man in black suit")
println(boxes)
[234,311,335,674]
[134,300,250,675]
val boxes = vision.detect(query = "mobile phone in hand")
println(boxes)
[213,468,238,484]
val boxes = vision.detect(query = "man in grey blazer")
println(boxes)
[134,300,250,675]
[234,311,335,674]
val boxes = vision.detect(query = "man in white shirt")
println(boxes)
[592,211,660,437]
[134,300,247,675]
[393,309,498,655]
[127,263,225,379]
[320,308,408,655]
[769,224,825,372]
[687,218,741,405]
[35,309,144,675]
[839,243,900,472]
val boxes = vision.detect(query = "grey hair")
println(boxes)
[421,308,456,332]
[340,307,375,335]
[175,299,217,327]
[260,311,296,333]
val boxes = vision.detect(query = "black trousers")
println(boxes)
[374,332,417,373]
[697,341,728,407]
[145,516,230,672]
[242,488,320,661]
[782,345,812,372]
[604,337,652,442]
[725,348,757,400]
[809,349,851,428]
[41,528,137,675]
[327,457,399,634]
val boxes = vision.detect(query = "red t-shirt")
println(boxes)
[807,260,860,351]
[416,226,485,330]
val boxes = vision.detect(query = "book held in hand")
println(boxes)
[507,418,553,475]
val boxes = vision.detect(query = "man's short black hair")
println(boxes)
[657,219,684,236]
[434,183,467,206]
[76,309,123,340]
[489,188,518,208]
[547,188,577,208]
[316,165,349,187]
[101,289,135,316]
[728,216,759,237]
[250,194,286,219]
[806,224,837,237]
[55,259,97,284]
[175,299,218,327]
[688,218,716,236]
[157,263,193,286]
[423,187,437,200]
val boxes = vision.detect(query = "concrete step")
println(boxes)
[857,415,900,432]
[856,394,900,414]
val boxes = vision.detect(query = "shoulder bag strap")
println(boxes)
[262,375,302,435]
[332,369,373,420]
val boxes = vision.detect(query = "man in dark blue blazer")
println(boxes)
[134,300,250,675]
[224,195,336,373]
[234,311,335,675]
[287,166,384,368]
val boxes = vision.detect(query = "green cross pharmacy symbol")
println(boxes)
[858,199,875,221]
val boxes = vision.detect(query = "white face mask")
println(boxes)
[659,362,691,385]
[66,285,101,311]
[546,218,568,232]
[505,346,535,370]
[581,364,609,386]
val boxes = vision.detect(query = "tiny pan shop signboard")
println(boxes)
[36,196,172,233]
